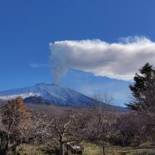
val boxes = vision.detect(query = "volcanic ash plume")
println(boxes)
[50,42,69,84]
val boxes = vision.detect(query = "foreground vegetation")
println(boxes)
[15,143,155,155]
[0,63,155,155]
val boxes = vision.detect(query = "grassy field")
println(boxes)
[83,143,155,155]
[16,143,155,155]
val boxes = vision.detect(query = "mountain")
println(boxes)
[60,69,132,106]
[24,96,51,105]
[0,83,100,107]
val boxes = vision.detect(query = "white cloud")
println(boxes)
[49,36,155,81]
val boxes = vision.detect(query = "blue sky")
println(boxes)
[0,0,155,90]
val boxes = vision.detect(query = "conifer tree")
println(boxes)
[128,63,155,112]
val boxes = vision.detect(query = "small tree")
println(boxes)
[45,110,79,155]
[0,97,32,155]
[85,94,115,155]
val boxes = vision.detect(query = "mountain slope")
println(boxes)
[60,69,132,106]
[0,83,99,106]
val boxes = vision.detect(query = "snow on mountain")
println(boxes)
[0,83,97,106]
[0,92,40,100]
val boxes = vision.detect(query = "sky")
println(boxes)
[1,0,155,90]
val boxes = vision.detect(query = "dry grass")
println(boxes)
[17,144,47,155]
[83,142,155,155]
[16,143,155,155]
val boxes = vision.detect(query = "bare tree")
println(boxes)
[48,110,78,155]
[0,97,32,155]
[84,94,115,155]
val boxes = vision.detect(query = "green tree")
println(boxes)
[127,63,155,143]
[127,63,155,112]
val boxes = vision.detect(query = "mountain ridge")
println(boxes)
[0,83,126,111]
[0,83,98,107]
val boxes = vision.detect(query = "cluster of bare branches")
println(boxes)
[0,96,120,155]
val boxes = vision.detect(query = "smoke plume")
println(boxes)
[50,36,155,83]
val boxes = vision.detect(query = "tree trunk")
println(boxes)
[0,149,7,155]
[12,145,17,155]
[102,145,106,155]
[59,142,63,155]
[59,135,63,155]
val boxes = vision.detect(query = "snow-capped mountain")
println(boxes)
[0,83,98,106]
